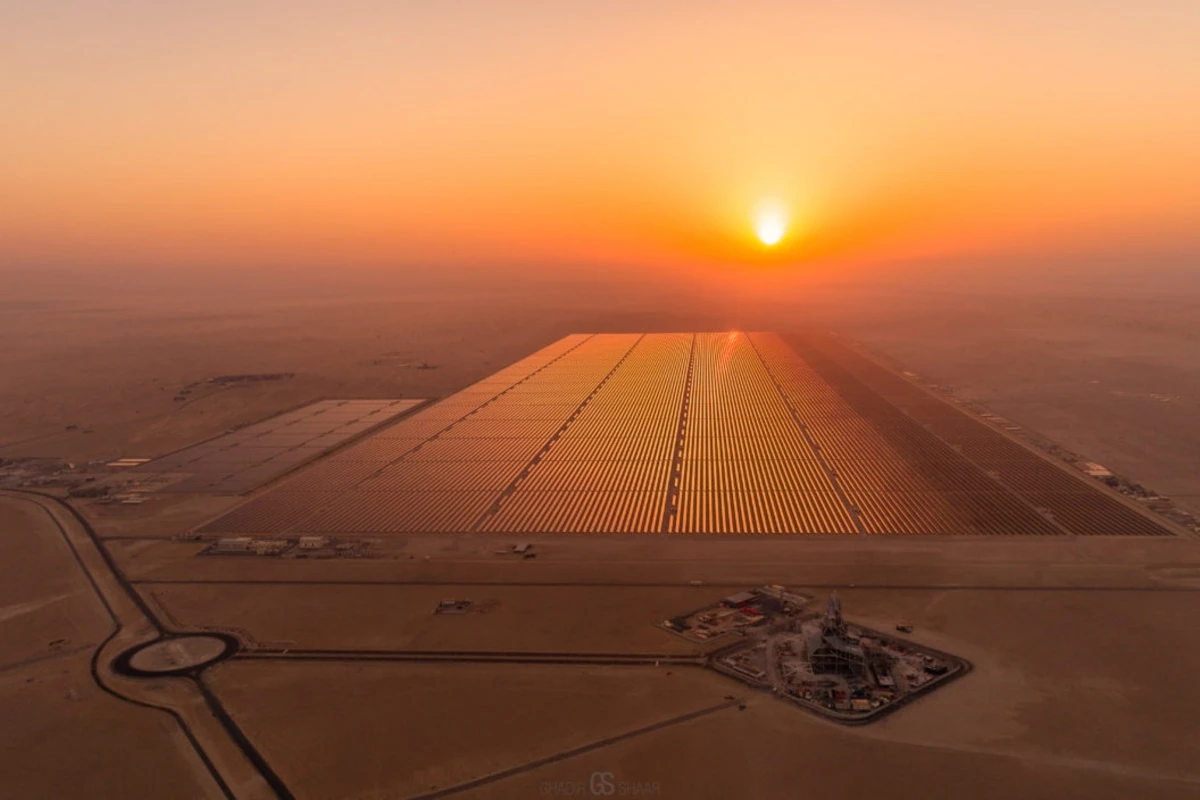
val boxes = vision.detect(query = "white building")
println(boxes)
[216,536,252,552]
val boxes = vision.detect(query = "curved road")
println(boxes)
[1,490,283,799]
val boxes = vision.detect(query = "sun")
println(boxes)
[754,202,788,246]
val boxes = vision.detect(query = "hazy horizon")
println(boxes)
[4,1,1199,279]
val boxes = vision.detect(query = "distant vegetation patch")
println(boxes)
[174,373,294,402]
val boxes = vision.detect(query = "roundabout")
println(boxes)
[113,634,238,677]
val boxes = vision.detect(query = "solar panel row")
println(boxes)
[296,491,498,533]
[752,333,1066,536]
[475,333,689,533]
[479,491,665,534]
[670,333,853,534]
[671,490,855,535]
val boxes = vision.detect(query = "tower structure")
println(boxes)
[822,592,846,637]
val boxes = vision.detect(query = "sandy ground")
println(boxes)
[144,583,714,654]
[0,658,220,799]
[205,661,736,800]
[0,496,110,667]
[0,495,223,799]
[816,588,1200,778]
[472,689,1200,800]
[192,587,1200,800]
[87,493,245,539]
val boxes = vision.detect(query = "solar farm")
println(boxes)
[198,333,1175,537]
[12,330,1199,800]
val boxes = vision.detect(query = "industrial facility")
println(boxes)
[707,592,967,723]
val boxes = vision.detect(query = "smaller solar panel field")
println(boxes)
[142,399,426,493]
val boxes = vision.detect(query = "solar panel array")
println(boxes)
[143,399,426,494]
[197,333,1176,536]
[670,333,854,534]
[787,333,1175,538]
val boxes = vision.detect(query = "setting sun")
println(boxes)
[754,203,789,247]
[3,3,1198,274]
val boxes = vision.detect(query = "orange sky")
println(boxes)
[3,1,1199,275]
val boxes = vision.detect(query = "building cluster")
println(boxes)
[659,586,811,644]
[207,535,365,557]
